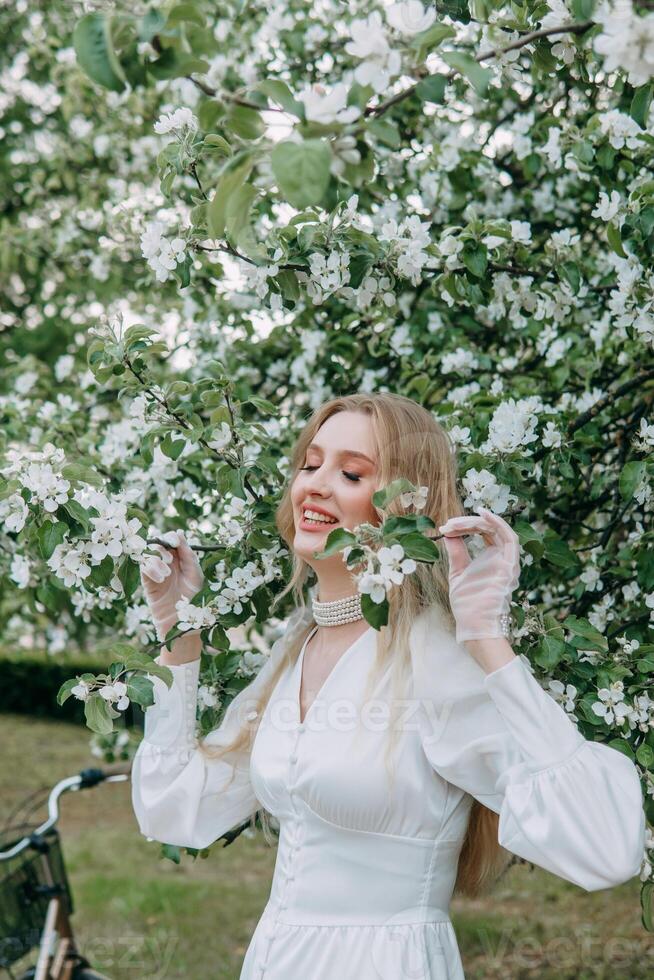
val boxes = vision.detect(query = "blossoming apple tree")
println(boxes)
[1,0,653,920]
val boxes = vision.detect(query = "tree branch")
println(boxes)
[366,21,594,118]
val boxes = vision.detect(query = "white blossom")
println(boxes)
[175,595,218,632]
[594,0,654,88]
[296,82,360,125]
[480,398,540,454]
[548,679,579,723]
[140,220,187,284]
[0,493,29,533]
[345,11,402,94]
[591,683,631,726]
[592,190,622,222]
[99,679,130,710]
[10,553,31,588]
[510,220,532,244]
[597,109,643,150]
[400,485,429,510]
[386,1,436,36]
[71,678,93,702]
[153,106,198,136]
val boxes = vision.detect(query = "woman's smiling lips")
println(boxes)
[298,511,340,532]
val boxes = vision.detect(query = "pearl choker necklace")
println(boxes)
[311,590,364,626]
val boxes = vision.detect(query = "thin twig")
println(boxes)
[366,21,593,118]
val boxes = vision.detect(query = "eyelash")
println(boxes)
[300,466,361,482]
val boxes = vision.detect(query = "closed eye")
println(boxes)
[300,466,361,482]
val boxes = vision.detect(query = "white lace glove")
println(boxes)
[438,507,521,643]
[140,529,205,642]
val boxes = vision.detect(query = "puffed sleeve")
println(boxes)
[410,604,646,892]
[131,608,309,849]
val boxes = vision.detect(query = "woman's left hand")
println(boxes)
[438,507,521,644]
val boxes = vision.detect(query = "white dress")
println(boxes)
[131,603,646,980]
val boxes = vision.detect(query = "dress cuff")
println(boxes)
[483,655,585,770]
[144,656,201,750]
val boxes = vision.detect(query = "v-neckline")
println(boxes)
[296,623,373,725]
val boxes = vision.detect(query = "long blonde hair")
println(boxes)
[199,392,512,897]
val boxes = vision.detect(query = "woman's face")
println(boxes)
[290,411,380,571]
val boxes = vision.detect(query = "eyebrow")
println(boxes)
[306,443,375,465]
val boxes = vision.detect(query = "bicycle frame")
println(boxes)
[0,766,130,980]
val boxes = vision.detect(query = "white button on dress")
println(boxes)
[131,603,646,979]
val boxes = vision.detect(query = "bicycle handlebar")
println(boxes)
[0,764,131,861]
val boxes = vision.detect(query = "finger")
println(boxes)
[141,555,172,583]
[148,542,174,564]
[478,507,520,559]
[160,530,181,549]
[441,534,471,578]
[177,532,203,579]
[439,519,494,541]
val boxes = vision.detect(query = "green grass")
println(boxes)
[1,713,649,978]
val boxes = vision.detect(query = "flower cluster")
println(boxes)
[140,220,188,283]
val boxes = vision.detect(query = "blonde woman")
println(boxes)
[131,392,646,980]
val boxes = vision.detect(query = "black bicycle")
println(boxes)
[0,766,130,980]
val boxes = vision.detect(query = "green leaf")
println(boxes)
[38,521,68,560]
[606,220,627,258]
[61,463,104,487]
[619,460,646,500]
[542,534,581,571]
[123,658,173,686]
[312,526,357,558]
[411,22,456,53]
[642,881,654,932]
[559,261,581,294]
[534,635,566,669]
[255,79,303,116]
[563,616,608,652]
[461,241,488,278]
[225,104,264,140]
[36,580,66,612]
[361,592,388,630]
[596,143,616,170]
[207,156,253,240]
[167,3,206,27]
[396,531,440,562]
[202,135,232,157]
[117,555,141,598]
[372,478,415,510]
[87,554,114,588]
[85,695,114,734]
[161,431,186,460]
[270,139,332,209]
[630,84,652,129]
[61,498,92,530]
[442,51,492,96]
[126,673,155,708]
[572,0,596,18]
[161,843,182,864]
[367,119,402,148]
[608,738,635,760]
[636,742,654,768]
[57,677,80,706]
[415,74,448,104]
[225,182,258,246]
[73,13,127,93]
[274,269,300,301]
[248,396,278,414]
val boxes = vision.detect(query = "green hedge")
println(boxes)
[0,656,143,728]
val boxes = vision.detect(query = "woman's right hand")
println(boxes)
[140,529,205,641]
